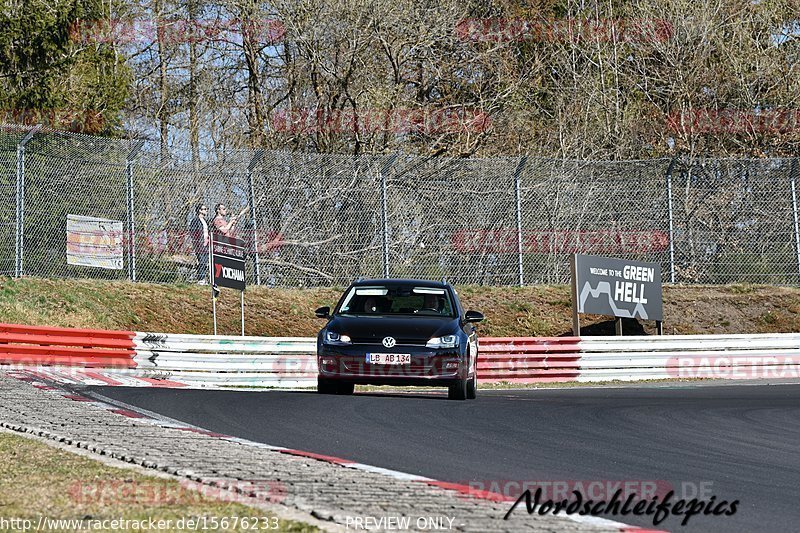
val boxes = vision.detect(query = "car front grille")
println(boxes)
[348,336,426,346]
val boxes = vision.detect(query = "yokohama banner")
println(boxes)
[212,234,246,291]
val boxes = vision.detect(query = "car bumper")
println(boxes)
[317,344,465,384]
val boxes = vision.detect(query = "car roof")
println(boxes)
[350,278,452,289]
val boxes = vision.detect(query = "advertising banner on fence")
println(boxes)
[572,254,662,321]
[212,234,246,291]
[66,214,123,270]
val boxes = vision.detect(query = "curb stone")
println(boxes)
[0,371,622,532]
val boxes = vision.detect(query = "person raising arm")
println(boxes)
[212,203,248,237]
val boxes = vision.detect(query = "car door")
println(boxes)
[453,287,479,374]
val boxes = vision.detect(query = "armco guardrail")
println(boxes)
[578,334,800,381]
[133,332,317,387]
[2,323,799,387]
[477,337,581,383]
[0,323,136,368]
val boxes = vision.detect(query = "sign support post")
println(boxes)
[570,254,580,336]
[210,232,217,335]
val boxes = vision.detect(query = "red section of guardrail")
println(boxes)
[478,337,581,383]
[0,323,136,368]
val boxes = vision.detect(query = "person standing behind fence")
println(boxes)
[188,204,210,284]
[212,203,247,237]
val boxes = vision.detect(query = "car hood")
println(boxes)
[327,315,459,343]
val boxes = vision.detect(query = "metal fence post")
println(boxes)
[380,154,398,279]
[248,150,265,285]
[789,159,800,282]
[14,125,40,278]
[126,140,145,282]
[513,157,528,286]
[665,157,678,284]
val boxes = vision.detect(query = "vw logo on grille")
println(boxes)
[382,336,396,348]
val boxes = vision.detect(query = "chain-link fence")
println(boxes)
[1,124,799,287]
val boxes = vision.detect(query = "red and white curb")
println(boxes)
[6,370,661,533]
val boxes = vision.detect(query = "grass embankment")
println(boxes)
[0,431,316,532]
[2,276,800,336]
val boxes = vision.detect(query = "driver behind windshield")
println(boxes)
[419,294,443,313]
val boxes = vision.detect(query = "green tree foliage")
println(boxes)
[0,0,131,134]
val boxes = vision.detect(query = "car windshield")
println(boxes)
[337,285,455,317]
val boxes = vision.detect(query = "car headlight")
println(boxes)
[426,335,458,348]
[324,331,352,345]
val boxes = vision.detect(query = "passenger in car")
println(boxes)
[362,296,391,313]
[364,296,383,313]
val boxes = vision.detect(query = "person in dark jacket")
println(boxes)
[188,204,210,284]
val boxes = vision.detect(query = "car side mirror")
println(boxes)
[464,310,484,323]
[315,306,330,319]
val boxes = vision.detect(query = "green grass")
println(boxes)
[0,431,317,532]
[3,275,800,337]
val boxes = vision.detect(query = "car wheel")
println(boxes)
[317,378,338,394]
[466,371,477,400]
[448,378,468,400]
[336,382,355,395]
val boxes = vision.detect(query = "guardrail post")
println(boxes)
[380,154,398,278]
[790,159,800,282]
[14,125,40,278]
[665,157,678,284]
[513,157,528,286]
[126,140,145,282]
[248,150,265,285]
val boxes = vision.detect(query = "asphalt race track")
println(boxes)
[89,383,800,532]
